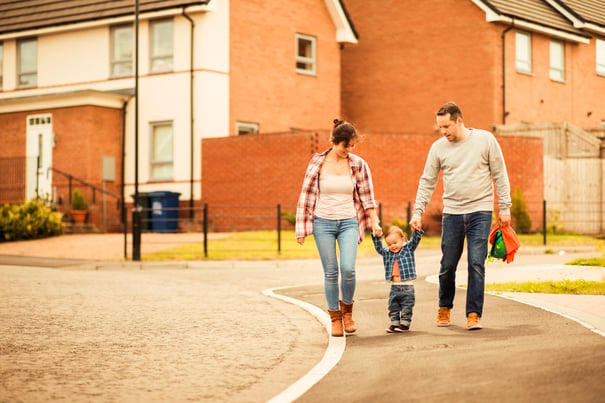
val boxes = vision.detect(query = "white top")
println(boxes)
[315,173,356,219]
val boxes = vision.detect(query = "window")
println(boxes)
[18,38,37,87]
[150,19,174,73]
[111,25,133,77]
[550,40,565,81]
[0,42,3,91]
[150,122,174,180]
[236,121,259,135]
[296,33,316,75]
[597,38,605,76]
[515,31,532,73]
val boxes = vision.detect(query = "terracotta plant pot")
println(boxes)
[71,209,87,224]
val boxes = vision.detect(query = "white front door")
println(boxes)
[26,114,54,201]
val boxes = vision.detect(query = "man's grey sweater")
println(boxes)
[412,128,511,219]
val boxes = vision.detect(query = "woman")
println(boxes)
[296,119,382,337]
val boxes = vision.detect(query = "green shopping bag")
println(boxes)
[489,228,507,259]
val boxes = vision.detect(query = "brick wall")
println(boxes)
[230,0,343,134]
[505,34,605,127]
[341,0,501,134]
[341,0,605,134]
[201,130,544,234]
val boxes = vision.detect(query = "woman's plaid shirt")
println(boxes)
[372,230,424,282]
[295,149,378,243]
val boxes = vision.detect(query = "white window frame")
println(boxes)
[17,37,37,88]
[597,38,605,77]
[296,33,316,75]
[150,121,174,181]
[515,31,532,74]
[549,39,565,82]
[236,121,259,135]
[110,25,133,78]
[149,19,174,73]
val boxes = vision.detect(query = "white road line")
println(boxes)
[262,286,346,403]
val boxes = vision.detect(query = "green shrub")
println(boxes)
[511,186,531,233]
[546,208,565,234]
[0,199,63,242]
[280,210,296,226]
[71,189,87,210]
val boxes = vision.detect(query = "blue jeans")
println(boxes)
[313,216,359,311]
[439,211,492,317]
[388,284,415,327]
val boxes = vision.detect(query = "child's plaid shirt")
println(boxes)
[295,148,378,244]
[372,229,424,282]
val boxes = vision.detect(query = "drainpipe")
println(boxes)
[120,99,128,221]
[182,7,195,220]
[502,20,515,125]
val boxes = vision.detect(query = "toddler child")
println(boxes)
[372,226,423,332]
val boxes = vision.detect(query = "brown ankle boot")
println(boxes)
[340,300,357,334]
[328,310,344,337]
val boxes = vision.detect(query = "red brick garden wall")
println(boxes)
[201,131,544,234]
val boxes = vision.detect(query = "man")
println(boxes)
[409,101,511,330]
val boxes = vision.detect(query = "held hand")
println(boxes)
[372,223,383,237]
[409,217,422,231]
[296,237,305,245]
[498,214,511,227]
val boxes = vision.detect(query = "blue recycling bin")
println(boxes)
[148,191,181,232]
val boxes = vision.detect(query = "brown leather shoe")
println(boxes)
[467,313,483,330]
[339,300,357,334]
[437,307,451,327]
[328,310,344,337]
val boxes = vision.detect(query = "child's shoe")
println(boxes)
[398,324,409,331]
[385,325,404,333]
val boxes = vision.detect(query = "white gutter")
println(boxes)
[323,0,358,44]
[544,0,605,36]
[471,0,590,44]
[0,4,213,41]
[580,22,605,36]
[0,90,130,113]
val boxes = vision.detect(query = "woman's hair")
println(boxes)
[331,118,358,146]
[436,101,463,121]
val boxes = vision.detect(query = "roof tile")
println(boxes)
[0,0,210,35]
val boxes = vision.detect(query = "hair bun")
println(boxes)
[333,118,343,128]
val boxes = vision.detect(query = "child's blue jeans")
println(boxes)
[388,284,415,327]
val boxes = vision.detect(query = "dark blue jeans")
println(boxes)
[439,211,492,317]
[388,284,415,327]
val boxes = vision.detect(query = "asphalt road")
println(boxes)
[1,238,604,402]
[281,279,605,403]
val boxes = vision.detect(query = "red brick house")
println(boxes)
[201,0,605,234]
[0,0,357,232]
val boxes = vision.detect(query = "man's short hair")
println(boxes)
[436,101,463,121]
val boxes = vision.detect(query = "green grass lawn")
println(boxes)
[143,230,600,261]
[486,234,605,295]
[143,231,605,295]
[485,280,605,295]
